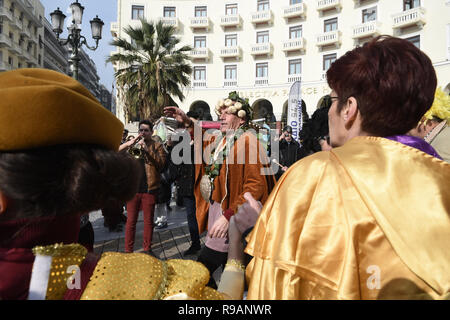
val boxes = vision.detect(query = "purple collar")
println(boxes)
[385,135,442,160]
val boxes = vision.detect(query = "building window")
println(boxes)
[19,12,23,21]
[290,0,302,4]
[225,65,237,80]
[406,35,420,48]
[257,31,269,43]
[289,59,302,75]
[194,36,206,48]
[131,5,144,20]
[164,7,176,17]
[323,53,337,71]
[194,66,206,80]
[404,0,420,11]
[9,32,13,41]
[195,6,207,17]
[289,25,302,39]
[256,63,268,78]
[362,7,377,23]
[324,18,338,32]
[0,21,3,34]
[8,56,13,66]
[225,3,238,15]
[225,34,237,46]
[257,0,269,11]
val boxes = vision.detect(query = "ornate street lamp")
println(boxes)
[50,1,104,80]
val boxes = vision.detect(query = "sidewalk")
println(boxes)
[89,201,225,284]
[90,201,205,260]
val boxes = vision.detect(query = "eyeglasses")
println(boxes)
[330,96,339,100]
[139,129,150,132]
[317,135,330,145]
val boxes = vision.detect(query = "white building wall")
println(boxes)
[112,0,450,124]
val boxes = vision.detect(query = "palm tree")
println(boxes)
[108,19,192,120]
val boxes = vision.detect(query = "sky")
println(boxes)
[40,0,117,91]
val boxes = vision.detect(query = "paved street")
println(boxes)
[90,201,204,259]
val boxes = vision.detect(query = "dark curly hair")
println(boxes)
[0,144,140,221]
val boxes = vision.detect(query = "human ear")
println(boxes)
[343,97,359,127]
[0,191,9,214]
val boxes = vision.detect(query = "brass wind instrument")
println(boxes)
[127,135,145,159]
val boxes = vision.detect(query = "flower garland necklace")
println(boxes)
[204,127,247,184]
[199,91,254,202]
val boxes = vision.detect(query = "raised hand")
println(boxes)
[164,106,189,126]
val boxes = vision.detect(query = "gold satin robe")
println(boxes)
[245,137,450,300]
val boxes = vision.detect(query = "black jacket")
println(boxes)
[276,139,307,179]
[176,143,195,198]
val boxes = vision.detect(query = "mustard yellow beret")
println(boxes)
[0,68,123,151]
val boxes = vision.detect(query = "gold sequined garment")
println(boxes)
[81,252,224,300]
[32,243,87,300]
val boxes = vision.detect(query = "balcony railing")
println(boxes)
[20,27,31,38]
[189,48,209,60]
[317,0,341,12]
[352,21,381,39]
[8,42,23,55]
[160,17,179,29]
[192,80,207,88]
[189,17,210,29]
[0,7,14,21]
[392,7,426,29]
[10,17,23,30]
[0,34,12,47]
[111,22,119,37]
[250,43,273,56]
[288,75,302,83]
[255,78,269,86]
[220,14,241,27]
[320,71,327,81]
[223,80,238,87]
[282,38,306,52]
[283,3,306,19]
[251,10,272,24]
[219,46,241,58]
[316,30,340,47]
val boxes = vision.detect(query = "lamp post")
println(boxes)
[50,1,104,80]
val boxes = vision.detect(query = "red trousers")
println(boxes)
[125,192,157,252]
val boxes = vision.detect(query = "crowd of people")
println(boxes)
[0,35,449,300]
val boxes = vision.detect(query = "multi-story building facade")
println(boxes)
[99,84,113,112]
[43,17,68,74]
[74,47,101,100]
[111,0,450,125]
[0,0,44,72]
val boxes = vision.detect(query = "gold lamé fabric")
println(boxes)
[245,137,450,300]
[80,252,224,300]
